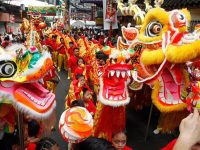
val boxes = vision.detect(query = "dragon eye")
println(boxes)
[0,61,17,78]
[177,13,186,23]
[145,21,162,37]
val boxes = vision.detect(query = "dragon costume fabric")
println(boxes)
[0,44,56,119]
[93,0,200,139]
[93,37,135,141]
[121,6,200,132]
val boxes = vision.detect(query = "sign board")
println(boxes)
[28,6,57,16]
[103,0,118,30]
[80,0,102,4]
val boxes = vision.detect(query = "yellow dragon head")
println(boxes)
[122,7,200,112]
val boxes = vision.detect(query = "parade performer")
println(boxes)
[19,13,47,52]
[93,38,135,141]
[92,0,200,142]
[47,35,58,67]
[65,74,91,108]
[57,38,68,72]
[185,61,200,112]
[119,1,200,132]
[82,87,96,117]
[68,47,80,79]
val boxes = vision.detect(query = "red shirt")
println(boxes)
[124,146,133,150]
[49,40,57,51]
[74,67,84,79]
[162,139,177,150]
[68,47,74,56]
[85,100,96,115]
[27,143,36,150]
[57,43,67,54]
[68,55,78,73]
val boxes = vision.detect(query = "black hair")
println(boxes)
[112,129,127,138]
[52,35,57,39]
[96,51,109,62]
[75,74,84,80]
[28,120,40,137]
[74,47,80,51]
[70,99,85,108]
[83,87,89,96]
[36,137,58,150]
[4,36,10,41]
[74,137,114,150]
[77,57,85,65]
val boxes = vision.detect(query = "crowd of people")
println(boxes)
[1,26,200,150]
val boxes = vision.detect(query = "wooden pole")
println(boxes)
[145,103,153,142]
[17,111,24,150]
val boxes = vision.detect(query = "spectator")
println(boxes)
[112,131,133,150]
[74,137,114,150]
[25,120,41,150]
[36,137,59,150]
[1,36,11,48]
[162,109,200,150]
[70,99,85,108]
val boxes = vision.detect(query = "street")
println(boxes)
[51,70,177,150]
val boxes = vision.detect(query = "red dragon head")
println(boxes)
[98,38,135,106]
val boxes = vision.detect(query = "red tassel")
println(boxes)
[94,105,126,142]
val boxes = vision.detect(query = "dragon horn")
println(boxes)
[144,0,153,12]
[117,0,145,25]
[154,0,164,7]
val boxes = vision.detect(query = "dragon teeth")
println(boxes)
[127,70,131,76]
[110,70,115,76]
[116,71,120,77]
[121,71,126,78]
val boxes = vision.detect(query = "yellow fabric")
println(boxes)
[152,81,187,112]
[166,40,200,63]
[46,81,57,94]
[141,48,165,65]
[52,51,58,66]
[138,7,169,42]
[57,53,67,71]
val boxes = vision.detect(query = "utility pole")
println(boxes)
[65,0,70,32]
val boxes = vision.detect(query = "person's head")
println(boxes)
[69,41,74,47]
[77,58,85,67]
[76,74,85,86]
[70,99,85,108]
[112,131,127,150]
[36,137,59,150]
[83,88,92,101]
[74,47,80,57]
[60,38,64,44]
[52,35,57,41]
[28,119,40,137]
[96,51,109,66]
[74,137,114,150]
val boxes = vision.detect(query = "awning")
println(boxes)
[3,0,54,7]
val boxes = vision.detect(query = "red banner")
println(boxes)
[105,0,117,23]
